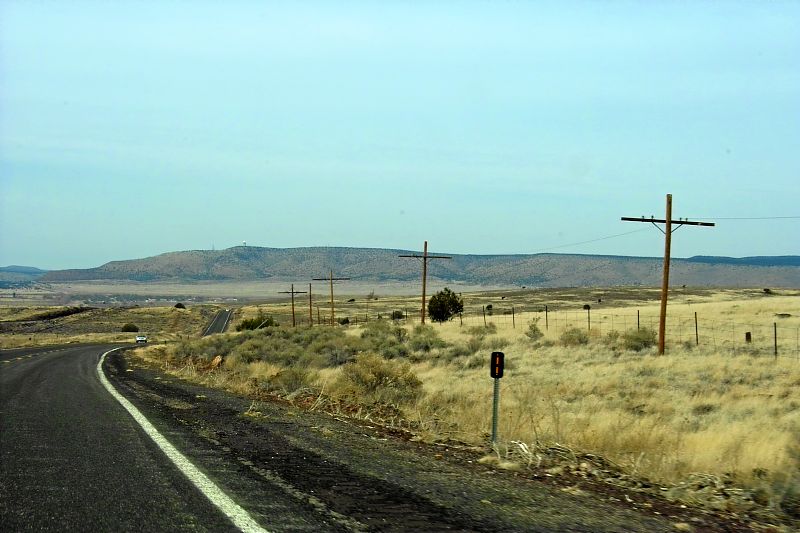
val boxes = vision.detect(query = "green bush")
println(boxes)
[409,324,446,352]
[338,317,350,326]
[465,323,497,339]
[427,288,464,323]
[335,353,422,405]
[174,302,186,309]
[560,327,589,346]
[524,318,544,341]
[237,312,278,331]
[390,310,404,320]
[622,327,657,351]
[121,323,139,332]
[360,321,409,359]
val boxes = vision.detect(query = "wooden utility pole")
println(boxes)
[312,271,350,325]
[399,241,452,324]
[308,283,313,326]
[622,194,714,354]
[278,283,307,327]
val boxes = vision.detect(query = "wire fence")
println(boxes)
[266,304,800,359]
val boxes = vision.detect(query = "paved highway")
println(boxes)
[0,345,258,531]
[203,309,233,336]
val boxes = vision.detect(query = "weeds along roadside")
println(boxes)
[132,315,800,521]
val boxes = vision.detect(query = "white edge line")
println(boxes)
[97,347,269,533]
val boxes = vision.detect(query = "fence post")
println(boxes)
[694,312,699,346]
[459,312,463,327]
[545,305,549,330]
[637,309,640,330]
[775,323,778,358]
[483,306,487,326]
[512,306,515,329]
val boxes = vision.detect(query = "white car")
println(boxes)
[135,335,148,344]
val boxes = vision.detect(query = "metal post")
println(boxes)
[545,305,549,330]
[483,305,487,326]
[694,312,699,346]
[309,284,313,326]
[637,309,640,330]
[512,306,515,329]
[491,378,500,444]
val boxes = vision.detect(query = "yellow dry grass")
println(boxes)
[397,293,800,487]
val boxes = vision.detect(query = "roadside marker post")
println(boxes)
[490,351,505,444]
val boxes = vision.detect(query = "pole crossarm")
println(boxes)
[400,241,453,324]
[621,216,715,228]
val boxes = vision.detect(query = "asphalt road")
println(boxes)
[0,345,248,531]
[203,309,233,336]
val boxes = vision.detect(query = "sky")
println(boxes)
[1,1,798,270]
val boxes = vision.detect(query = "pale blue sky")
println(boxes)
[1,1,798,270]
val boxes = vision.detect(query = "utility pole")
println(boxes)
[308,283,313,326]
[278,283,307,327]
[622,194,714,354]
[399,241,452,324]
[312,270,350,326]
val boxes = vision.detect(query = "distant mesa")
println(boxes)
[33,246,800,288]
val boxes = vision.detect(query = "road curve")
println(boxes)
[203,309,233,336]
[0,345,246,531]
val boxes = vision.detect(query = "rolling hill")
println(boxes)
[37,247,800,288]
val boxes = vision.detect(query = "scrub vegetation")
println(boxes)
[132,290,800,522]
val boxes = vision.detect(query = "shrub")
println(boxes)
[390,310,404,321]
[337,317,350,326]
[524,318,544,341]
[560,327,589,346]
[237,312,277,331]
[174,302,186,309]
[121,323,139,332]
[409,324,446,352]
[269,367,316,394]
[428,288,464,323]
[622,327,657,351]
[465,323,496,339]
[334,353,422,405]
[360,320,409,359]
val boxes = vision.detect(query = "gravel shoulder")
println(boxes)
[106,349,757,532]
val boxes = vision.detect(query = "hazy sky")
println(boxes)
[1,1,798,270]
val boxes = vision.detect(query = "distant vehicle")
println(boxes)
[135,335,148,343]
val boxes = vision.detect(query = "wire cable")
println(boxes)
[523,228,649,254]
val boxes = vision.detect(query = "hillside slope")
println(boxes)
[38,247,800,288]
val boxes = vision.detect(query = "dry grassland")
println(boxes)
[137,289,800,515]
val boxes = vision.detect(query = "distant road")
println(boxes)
[203,308,233,336]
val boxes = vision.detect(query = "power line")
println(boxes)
[523,228,649,254]
[684,216,800,220]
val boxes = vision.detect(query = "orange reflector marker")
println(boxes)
[490,351,504,379]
